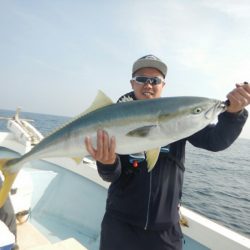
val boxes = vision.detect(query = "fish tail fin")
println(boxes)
[0,158,19,208]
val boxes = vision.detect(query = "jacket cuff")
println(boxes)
[96,156,121,182]
[221,108,248,123]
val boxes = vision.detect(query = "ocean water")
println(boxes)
[183,140,250,238]
[0,109,249,238]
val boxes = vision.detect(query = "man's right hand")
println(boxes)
[85,130,117,165]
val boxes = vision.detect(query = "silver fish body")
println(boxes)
[4,92,225,173]
[0,91,226,207]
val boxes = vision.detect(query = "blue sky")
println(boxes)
[0,0,250,138]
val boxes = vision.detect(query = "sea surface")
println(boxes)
[0,109,249,238]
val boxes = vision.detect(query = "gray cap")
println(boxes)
[132,55,167,78]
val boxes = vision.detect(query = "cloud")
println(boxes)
[201,0,250,19]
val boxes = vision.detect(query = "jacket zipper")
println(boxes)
[144,171,152,230]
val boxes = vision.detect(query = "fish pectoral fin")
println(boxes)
[81,90,114,116]
[127,125,157,137]
[146,148,160,172]
[71,157,83,164]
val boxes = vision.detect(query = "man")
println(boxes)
[85,55,249,250]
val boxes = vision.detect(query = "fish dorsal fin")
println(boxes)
[82,90,114,115]
[146,148,160,172]
[44,90,113,138]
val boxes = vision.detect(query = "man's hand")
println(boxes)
[85,130,116,165]
[226,82,250,113]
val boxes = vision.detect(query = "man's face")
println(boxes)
[131,68,165,100]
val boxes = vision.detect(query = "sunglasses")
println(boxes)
[132,76,164,85]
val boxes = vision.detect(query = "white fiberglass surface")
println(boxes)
[26,160,107,250]
[0,147,209,250]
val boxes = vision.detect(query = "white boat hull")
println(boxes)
[0,129,249,250]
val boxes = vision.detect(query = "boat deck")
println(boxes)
[17,221,88,250]
[17,222,50,249]
[0,140,249,250]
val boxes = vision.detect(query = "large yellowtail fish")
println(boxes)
[0,91,226,207]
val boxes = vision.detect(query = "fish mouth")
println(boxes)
[205,101,226,119]
[220,101,228,111]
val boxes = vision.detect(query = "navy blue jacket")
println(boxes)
[97,93,248,230]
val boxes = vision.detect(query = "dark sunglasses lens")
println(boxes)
[136,77,147,83]
[151,78,161,85]
[135,77,161,85]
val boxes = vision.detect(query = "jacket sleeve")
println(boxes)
[96,156,122,183]
[188,109,248,151]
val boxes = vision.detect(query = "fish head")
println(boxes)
[158,97,226,138]
[204,99,227,120]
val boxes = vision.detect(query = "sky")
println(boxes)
[0,0,250,138]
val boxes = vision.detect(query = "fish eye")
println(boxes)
[193,107,203,114]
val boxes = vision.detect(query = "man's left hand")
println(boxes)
[226,82,250,113]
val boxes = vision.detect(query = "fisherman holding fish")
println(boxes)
[0,55,248,250]
[85,55,250,250]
